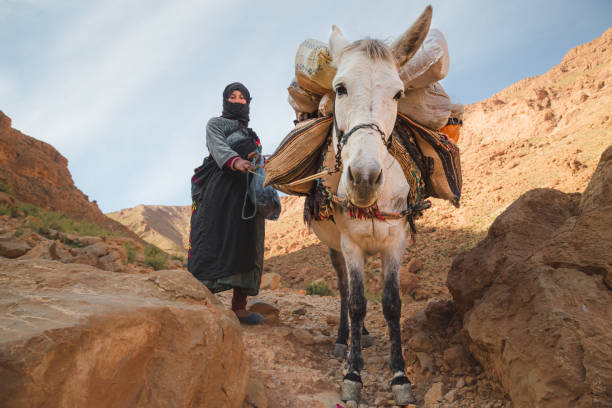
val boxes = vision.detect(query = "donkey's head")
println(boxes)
[330,6,432,208]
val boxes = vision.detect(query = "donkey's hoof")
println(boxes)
[391,374,416,405]
[332,343,347,358]
[362,334,374,348]
[341,372,363,403]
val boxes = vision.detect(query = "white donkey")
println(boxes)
[309,6,433,405]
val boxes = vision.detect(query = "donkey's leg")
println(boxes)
[382,234,415,405]
[329,248,349,357]
[340,237,366,403]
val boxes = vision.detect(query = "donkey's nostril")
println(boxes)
[348,166,355,182]
[374,169,382,185]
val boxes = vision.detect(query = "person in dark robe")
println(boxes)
[188,82,265,325]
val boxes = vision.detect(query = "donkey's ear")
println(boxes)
[329,25,350,62]
[391,5,432,67]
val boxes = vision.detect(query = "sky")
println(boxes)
[1,0,611,213]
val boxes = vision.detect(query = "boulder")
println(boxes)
[247,299,280,325]
[447,146,612,407]
[424,382,444,407]
[0,236,31,258]
[0,258,249,408]
[260,272,281,290]
[18,240,60,261]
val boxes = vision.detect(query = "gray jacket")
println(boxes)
[206,117,250,168]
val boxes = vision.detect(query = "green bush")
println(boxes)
[305,280,334,296]
[20,206,112,237]
[0,182,11,193]
[0,203,10,216]
[17,202,40,217]
[122,242,137,264]
[144,244,168,270]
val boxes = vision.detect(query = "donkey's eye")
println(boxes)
[393,91,403,101]
[336,84,347,96]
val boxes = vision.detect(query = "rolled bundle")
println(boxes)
[398,82,451,130]
[287,78,321,114]
[295,39,337,96]
[399,28,450,89]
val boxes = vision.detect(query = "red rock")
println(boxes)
[0,236,31,258]
[0,110,140,239]
[0,258,249,408]
[447,146,612,407]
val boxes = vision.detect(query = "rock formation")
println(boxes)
[0,259,249,408]
[447,146,612,407]
[0,111,138,239]
[107,204,191,257]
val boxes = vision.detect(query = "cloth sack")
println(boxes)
[398,82,451,130]
[295,39,336,96]
[399,28,450,89]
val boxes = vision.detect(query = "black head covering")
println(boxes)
[222,82,251,125]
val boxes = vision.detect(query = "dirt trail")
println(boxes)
[217,289,511,408]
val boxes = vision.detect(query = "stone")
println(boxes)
[98,248,125,272]
[245,376,268,408]
[406,257,423,274]
[293,307,307,316]
[0,237,31,258]
[18,240,60,261]
[456,378,465,388]
[447,148,612,408]
[0,258,249,407]
[443,345,472,373]
[424,382,444,407]
[326,314,340,326]
[416,352,435,373]
[248,299,280,325]
[0,191,15,206]
[292,328,314,345]
[84,241,108,257]
[399,270,420,296]
[408,330,433,352]
[260,272,281,290]
[444,389,458,402]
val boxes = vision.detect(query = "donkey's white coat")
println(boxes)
[307,6,433,403]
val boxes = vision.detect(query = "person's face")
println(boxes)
[228,90,247,104]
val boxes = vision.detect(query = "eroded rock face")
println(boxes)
[0,259,249,408]
[0,110,138,239]
[447,146,612,407]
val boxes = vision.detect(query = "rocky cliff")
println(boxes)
[107,204,191,257]
[0,111,139,239]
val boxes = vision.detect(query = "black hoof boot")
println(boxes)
[342,371,363,403]
[391,372,416,405]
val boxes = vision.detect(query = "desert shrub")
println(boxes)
[0,203,10,216]
[144,244,168,270]
[0,182,11,193]
[305,280,334,296]
[17,202,40,217]
[122,242,137,264]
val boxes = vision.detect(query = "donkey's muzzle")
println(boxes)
[347,164,383,207]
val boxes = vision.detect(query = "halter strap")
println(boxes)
[339,123,387,145]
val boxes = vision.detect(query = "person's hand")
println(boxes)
[247,151,258,160]
[233,158,255,173]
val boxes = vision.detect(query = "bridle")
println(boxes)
[332,108,392,173]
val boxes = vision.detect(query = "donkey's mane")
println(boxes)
[342,38,394,63]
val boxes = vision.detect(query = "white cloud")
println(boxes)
[17,1,233,156]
